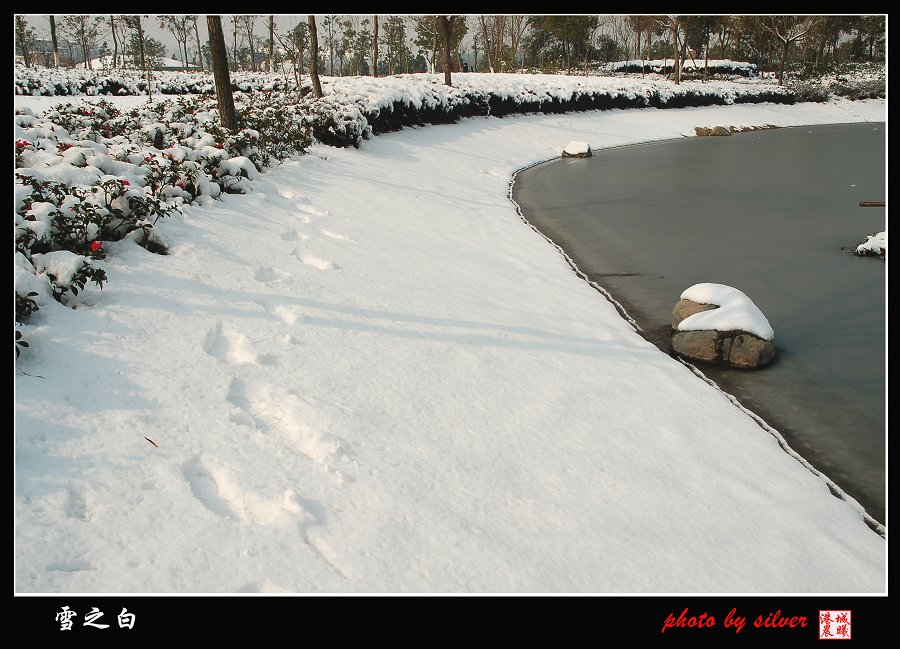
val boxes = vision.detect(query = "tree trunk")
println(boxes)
[307,16,324,98]
[704,25,710,82]
[372,15,379,77]
[110,17,118,68]
[268,16,275,73]
[439,16,452,86]
[207,16,238,131]
[49,16,59,68]
[778,38,787,85]
[672,21,681,84]
[194,19,204,71]
[135,18,151,100]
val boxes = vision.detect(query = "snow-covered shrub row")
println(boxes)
[14,96,314,340]
[605,59,757,77]
[321,73,793,144]
[13,64,304,96]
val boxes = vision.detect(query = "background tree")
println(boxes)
[233,15,259,72]
[60,15,103,69]
[439,16,453,85]
[277,22,307,87]
[507,15,529,71]
[159,15,194,70]
[627,15,659,76]
[412,16,441,73]
[308,16,324,97]
[207,16,237,131]
[15,16,36,67]
[372,15,379,77]
[191,16,204,71]
[478,15,507,72]
[323,15,339,75]
[381,16,409,75]
[49,16,60,68]
[267,16,276,73]
[108,16,120,68]
[121,16,152,98]
[754,15,814,84]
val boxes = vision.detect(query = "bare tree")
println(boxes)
[232,15,259,72]
[276,22,307,89]
[207,16,238,131]
[121,16,152,98]
[159,16,193,70]
[308,15,324,98]
[507,15,529,71]
[755,15,815,84]
[188,17,203,71]
[109,16,120,67]
[15,16,36,67]
[60,15,103,69]
[479,15,507,73]
[656,15,683,84]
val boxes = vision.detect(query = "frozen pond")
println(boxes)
[513,122,886,524]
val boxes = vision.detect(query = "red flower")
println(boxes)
[216,142,223,149]
[144,156,153,163]
[91,241,102,252]
[121,179,130,186]
[15,139,29,148]
[251,136,257,143]
[176,182,185,189]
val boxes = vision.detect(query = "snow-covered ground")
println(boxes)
[14,92,886,593]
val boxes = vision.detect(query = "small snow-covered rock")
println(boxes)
[855,231,885,258]
[562,140,592,158]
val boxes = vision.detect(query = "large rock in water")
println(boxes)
[670,285,777,369]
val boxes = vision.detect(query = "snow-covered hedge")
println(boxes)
[605,58,757,77]
[15,67,796,144]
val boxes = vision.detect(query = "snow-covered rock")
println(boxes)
[671,283,776,369]
[562,140,592,157]
[855,231,885,257]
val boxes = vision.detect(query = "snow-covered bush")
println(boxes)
[13,94,315,356]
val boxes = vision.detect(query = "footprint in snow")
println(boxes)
[280,228,309,242]
[253,266,292,284]
[203,322,268,365]
[292,248,339,271]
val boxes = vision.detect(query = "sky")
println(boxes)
[14,72,886,593]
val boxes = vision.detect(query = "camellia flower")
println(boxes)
[91,241,102,252]
[15,139,29,148]
[176,182,185,189]
[216,142,223,149]
[121,179,130,186]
